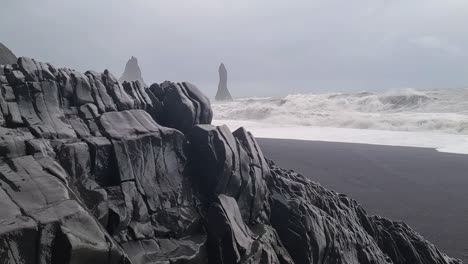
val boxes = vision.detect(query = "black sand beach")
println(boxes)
[258,138,468,262]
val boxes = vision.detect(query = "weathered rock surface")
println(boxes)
[267,163,461,264]
[0,43,17,65]
[189,125,268,224]
[0,57,461,264]
[206,194,293,264]
[151,81,213,134]
[119,56,147,87]
[215,63,233,101]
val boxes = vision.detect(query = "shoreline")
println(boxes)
[212,119,468,155]
[257,138,468,262]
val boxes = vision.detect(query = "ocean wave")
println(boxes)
[212,88,468,134]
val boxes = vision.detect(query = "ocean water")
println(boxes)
[212,88,468,154]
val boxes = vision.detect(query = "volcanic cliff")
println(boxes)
[0,57,461,264]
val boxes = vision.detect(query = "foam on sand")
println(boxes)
[212,88,468,154]
[212,120,468,155]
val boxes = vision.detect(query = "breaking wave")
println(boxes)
[213,88,468,134]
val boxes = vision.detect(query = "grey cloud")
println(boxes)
[1,0,468,97]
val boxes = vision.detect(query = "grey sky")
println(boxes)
[2,0,468,97]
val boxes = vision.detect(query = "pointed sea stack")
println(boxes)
[0,42,17,65]
[119,56,147,87]
[215,62,233,101]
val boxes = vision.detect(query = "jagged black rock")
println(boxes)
[0,57,461,264]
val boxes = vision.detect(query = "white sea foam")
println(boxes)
[213,88,468,134]
[212,88,468,154]
[211,120,468,154]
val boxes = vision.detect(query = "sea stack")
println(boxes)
[215,62,233,101]
[0,42,17,65]
[119,56,147,86]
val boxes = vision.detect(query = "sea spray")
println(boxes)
[213,88,468,134]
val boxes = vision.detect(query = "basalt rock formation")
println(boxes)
[0,43,17,65]
[119,56,147,87]
[0,57,461,264]
[215,63,233,101]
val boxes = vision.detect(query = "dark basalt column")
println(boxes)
[215,63,233,101]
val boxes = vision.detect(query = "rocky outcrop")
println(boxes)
[206,195,293,264]
[0,43,17,65]
[119,56,147,87]
[0,57,211,264]
[189,125,268,224]
[0,57,461,264]
[155,81,213,134]
[267,163,461,264]
[215,63,233,101]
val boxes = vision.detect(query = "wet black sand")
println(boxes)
[257,138,468,262]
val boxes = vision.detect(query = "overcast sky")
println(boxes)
[2,0,468,97]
